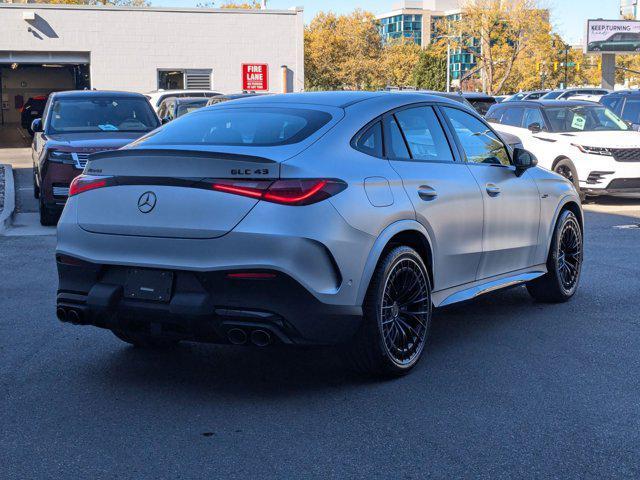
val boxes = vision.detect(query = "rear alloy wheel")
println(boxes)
[112,329,179,349]
[553,159,584,201]
[347,246,432,377]
[527,209,583,302]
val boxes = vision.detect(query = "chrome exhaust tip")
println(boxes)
[250,329,272,347]
[227,328,248,345]
[56,307,67,322]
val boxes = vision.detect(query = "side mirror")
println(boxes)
[513,147,537,176]
[31,118,43,133]
[161,117,171,125]
[527,122,542,133]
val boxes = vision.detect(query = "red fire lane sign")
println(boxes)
[242,64,268,91]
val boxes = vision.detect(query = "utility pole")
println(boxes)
[446,41,451,93]
[564,44,569,88]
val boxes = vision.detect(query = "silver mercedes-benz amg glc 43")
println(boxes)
[56,92,583,376]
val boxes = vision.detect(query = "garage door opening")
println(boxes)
[0,63,90,134]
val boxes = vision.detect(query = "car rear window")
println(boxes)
[137,107,333,146]
[48,97,159,134]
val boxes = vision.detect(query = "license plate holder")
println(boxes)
[124,269,173,302]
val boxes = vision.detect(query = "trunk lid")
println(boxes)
[76,148,280,239]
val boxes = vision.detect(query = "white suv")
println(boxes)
[486,100,640,199]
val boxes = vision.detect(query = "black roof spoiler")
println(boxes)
[88,148,277,164]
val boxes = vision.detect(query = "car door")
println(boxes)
[385,104,484,290]
[440,106,541,280]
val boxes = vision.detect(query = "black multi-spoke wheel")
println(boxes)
[557,219,582,293]
[527,209,583,302]
[347,246,432,377]
[380,257,430,366]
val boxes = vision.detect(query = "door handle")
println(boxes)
[486,183,501,196]
[418,185,437,201]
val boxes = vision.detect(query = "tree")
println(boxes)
[412,44,447,91]
[305,10,383,90]
[380,39,422,88]
[220,1,261,7]
[445,0,550,95]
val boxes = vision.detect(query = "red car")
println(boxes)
[31,90,160,225]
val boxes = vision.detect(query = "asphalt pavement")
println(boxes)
[1,202,639,479]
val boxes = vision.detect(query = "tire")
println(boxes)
[553,158,584,202]
[33,170,40,199]
[38,196,59,226]
[346,246,432,377]
[111,329,179,349]
[526,209,583,303]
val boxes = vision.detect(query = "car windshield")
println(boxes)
[48,97,160,134]
[176,99,209,117]
[136,107,332,146]
[541,91,564,99]
[544,105,629,132]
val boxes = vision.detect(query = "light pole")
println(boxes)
[446,41,451,92]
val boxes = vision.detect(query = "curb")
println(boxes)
[0,164,16,235]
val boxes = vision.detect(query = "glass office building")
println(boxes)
[377,2,477,85]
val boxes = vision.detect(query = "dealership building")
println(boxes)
[0,3,304,125]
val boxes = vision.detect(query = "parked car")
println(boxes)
[601,90,640,129]
[486,99,640,199]
[460,92,497,116]
[541,88,611,100]
[21,95,48,135]
[145,89,220,112]
[205,93,271,106]
[565,94,605,103]
[157,97,210,123]
[588,32,640,52]
[31,90,161,226]
[505,91,549,102]
[56,91,583,377]
[494,95,510,103]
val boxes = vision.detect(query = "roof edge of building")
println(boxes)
[0,4,302,15]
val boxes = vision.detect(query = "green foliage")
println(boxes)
[412,46,447,91]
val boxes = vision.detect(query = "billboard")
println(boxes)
[586,19,640,54]
[242,63,268,91]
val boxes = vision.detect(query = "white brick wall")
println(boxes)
[0,4,304,94]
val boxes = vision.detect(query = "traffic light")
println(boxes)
[553,62,558,72]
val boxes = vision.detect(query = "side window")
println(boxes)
[442,107,511,167]
[500,107,525,127]
[167,102,176,120]
[485,106,504,123]
[385,116,411,159]
[158,103,166,119]
[601,96,622,114]
[522,108,546,130]
[353,121,383,157]
[393,106,453,162]
[622,98,640,123]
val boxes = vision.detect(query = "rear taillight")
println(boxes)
[68,175,111,197]
[211,179,346,206]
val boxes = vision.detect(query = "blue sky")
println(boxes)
[151,0,618,45]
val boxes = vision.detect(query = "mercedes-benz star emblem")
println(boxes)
[137,191,157,213]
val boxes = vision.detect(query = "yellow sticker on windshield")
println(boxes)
[571,114,586,130]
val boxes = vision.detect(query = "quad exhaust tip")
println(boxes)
[56,307,67,322]
[227,328,272,346]
[250,329,272,347]
[227,328,248,345]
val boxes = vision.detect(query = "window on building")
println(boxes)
[157,69,212,90]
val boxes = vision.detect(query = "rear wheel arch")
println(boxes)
[382,230,434,288]
[357,221,435,305]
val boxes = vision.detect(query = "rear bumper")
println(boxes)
[56,258,363,345]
